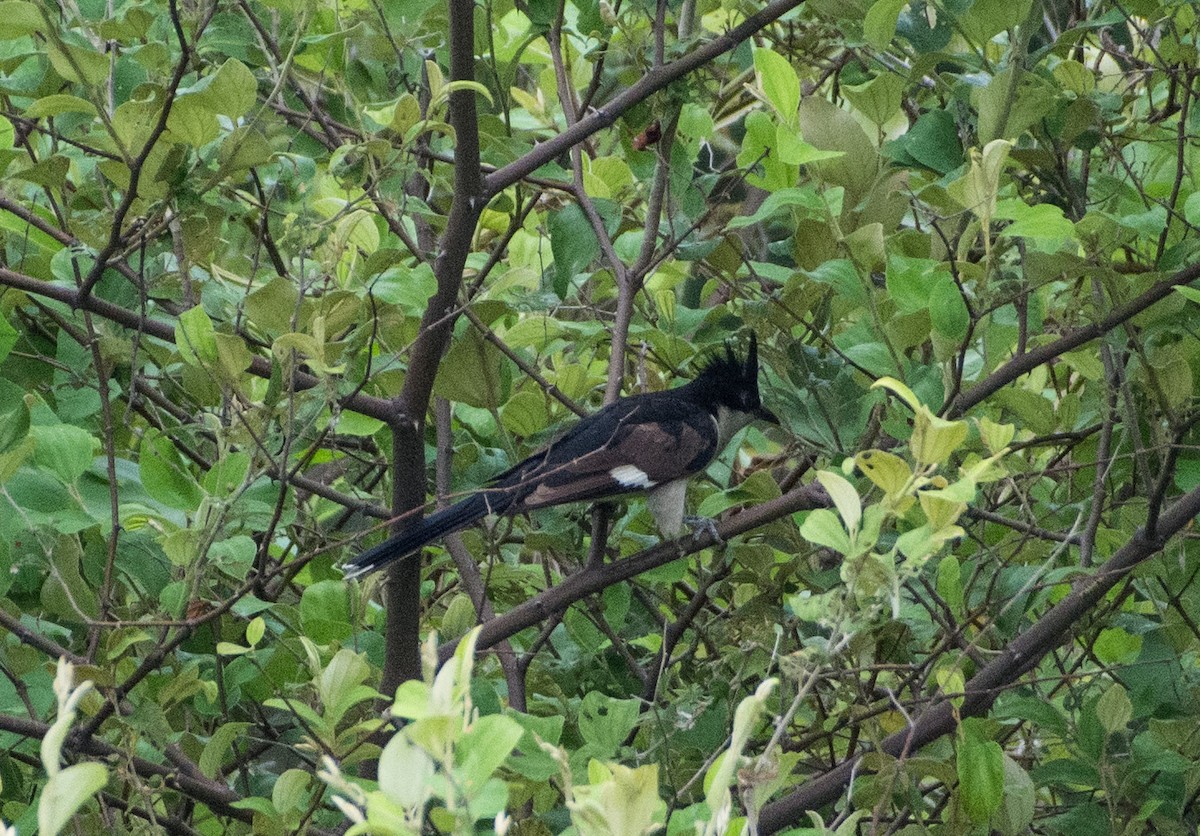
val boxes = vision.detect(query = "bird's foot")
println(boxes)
[684,515,724,546]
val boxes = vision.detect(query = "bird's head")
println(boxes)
[690,332,778,434]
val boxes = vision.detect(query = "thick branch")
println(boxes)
[483,0,806,197]
[949,263,1200,416]
[437,482,830,663]
[0,713,251,823]
[382,0,487,689]
[0,267,394,421]
[758,481,1200,833]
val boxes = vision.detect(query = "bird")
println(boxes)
[341,333,778,580]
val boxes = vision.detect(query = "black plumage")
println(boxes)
[342,334,776,580]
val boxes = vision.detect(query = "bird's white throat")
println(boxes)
[714,405,753,448]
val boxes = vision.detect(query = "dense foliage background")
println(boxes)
[1,0,1200,832]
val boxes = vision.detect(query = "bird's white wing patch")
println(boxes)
[610,464,656,489]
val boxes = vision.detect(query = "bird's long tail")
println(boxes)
[341,493,489,580]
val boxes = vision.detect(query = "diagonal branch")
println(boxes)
[0,267,394,421]
[437,482,830,663]
[757,481,1200,833]
[482,0,807,197]
[948,262,1200,417]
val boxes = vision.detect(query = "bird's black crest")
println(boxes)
[694,331,759,387]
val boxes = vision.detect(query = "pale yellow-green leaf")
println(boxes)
[24,94,98,118]
[936,666,965,707]
[378,734,436,809]
[1095,682,1132,733]
[39,762,108,836]
[272,768,312,815]
[319,649,371,713]
[700,678,777,836]
[246,616,266,646]
[871,376,921,412]
[975,416,1015,454]
[912,411,968,466]
[816,470,861,536]
[919,490,967,530]
[855,449,912,496]
[799,508,851,555]
[572,761,666,836]
[752,48,800,125]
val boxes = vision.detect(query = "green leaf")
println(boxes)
[930,277,969,340]
[203,58,258,118]
[199,722,252,779]
[578,692,640,756]
[990,755,1036,835]
[1095,682,1132,733]
[230,796,277,816]
[549,203,599,295]
[1093,627,1141,664]
[1183,192,1200,227]
[301,580,352,643]
[0,377,30,453]
[900,109,963,174]
[960,0,1034,44]
[24,94,98,118]
[166,96,219,147]
[753,48,800,123]
[506,711,565,781]
[47,43,109,85]
[0,1,45,38]
[864,0,906,50]
[433,330,505,410]
[139,429,203,511]
[39,762,107,836]
[799,508,851,555]
[370,262,438,312]
[245,276,300,334]
[457,714,524,793]
[220,124,273,171]
[175,305,219,366]
[958,725,1004,823]
[936,555,963,615]
[214,333,253,379]
[11,155,70,188]
[500,390,548,437]
[1174,283,1200,305]
[726,186,825,229]
[995,199,1076,244]
[31,424,96,485]
[842,73,905,126]
[202,451,250,496]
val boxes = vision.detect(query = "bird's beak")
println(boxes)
[756,405,780,425]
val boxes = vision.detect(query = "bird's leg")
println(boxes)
[683,515,724,546]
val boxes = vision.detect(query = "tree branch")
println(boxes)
[758,481,1200,833]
